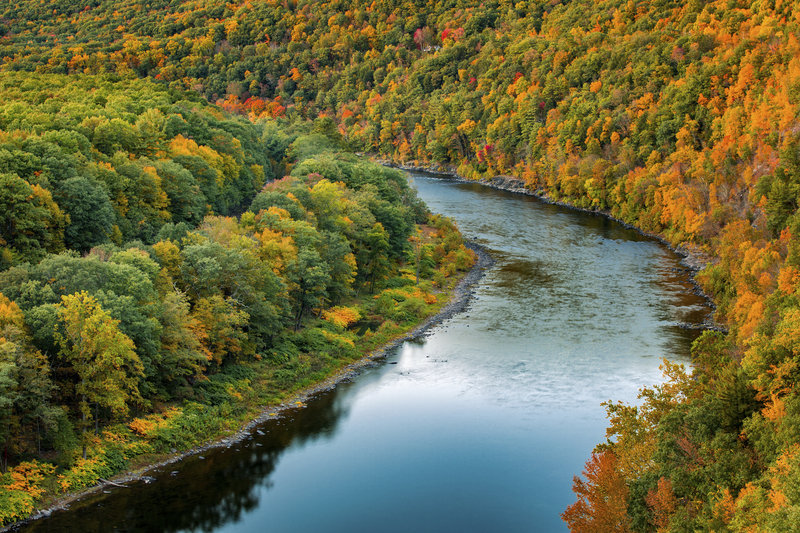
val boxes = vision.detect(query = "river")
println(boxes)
[21,172,710,532]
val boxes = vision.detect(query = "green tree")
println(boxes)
[156,291,208,397]
[153,160,207,225]
[288,248,331,330]
[359,222,391,293]
[0,294,54,469]
[0,342,17,472]
[0,173,65,266]
[57,177,114,252]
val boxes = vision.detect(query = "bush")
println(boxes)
[151,403,228,451]
[58,456,111,493]
[0,461,55,526]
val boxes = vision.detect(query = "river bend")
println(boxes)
[21,172,709,532]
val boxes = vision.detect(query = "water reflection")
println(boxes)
[24,390,352,532]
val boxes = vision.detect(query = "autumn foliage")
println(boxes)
[562,451,632,533]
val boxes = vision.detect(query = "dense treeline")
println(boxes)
[3,0,800,529]
[0,72,278,267]
[0,73,475,524]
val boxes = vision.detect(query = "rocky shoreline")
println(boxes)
[380,159,724,333]
[6,242,494,532]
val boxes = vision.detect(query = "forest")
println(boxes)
[1,0,800,529]
[0,72,475,523]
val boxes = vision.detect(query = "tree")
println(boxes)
[0,341,17,472]
[318,231,356,303]
[358,222,391,293]
[155,291,209,396]
[56,292,143,458]
[56,177,114,252]
[191,295,249,366]
[91,118,141,156]
[288,248,331,330]
[0,173,65,266]
[153,160,207,225]
[562,451,633,533]
[0,294,54,469]
[0,341,54,469]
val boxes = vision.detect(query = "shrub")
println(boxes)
[0,461,55,525]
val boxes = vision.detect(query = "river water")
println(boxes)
[22,173,710,532]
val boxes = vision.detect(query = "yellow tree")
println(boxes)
[56,292,143,458]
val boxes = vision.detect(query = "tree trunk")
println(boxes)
[294,287,306,331]
[81,394,87,460]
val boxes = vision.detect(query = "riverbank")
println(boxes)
[378,159,723,333]
[5,242,494,532]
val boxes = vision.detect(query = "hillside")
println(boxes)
[2,0,800,529]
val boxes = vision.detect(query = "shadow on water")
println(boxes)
[21,388,353,533]
[493,255,557,288]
